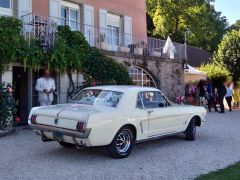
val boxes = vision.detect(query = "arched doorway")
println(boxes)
[128,66,157,88]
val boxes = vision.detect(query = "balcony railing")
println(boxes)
[21,13,185,60]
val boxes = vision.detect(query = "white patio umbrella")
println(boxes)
[184,64,207,83]
[163,36,176,59]
[186,65,205,75]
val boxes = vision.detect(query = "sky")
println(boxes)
[214,0,240,25]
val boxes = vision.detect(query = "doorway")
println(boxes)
[12,67,59,125]
[12,66,29,124]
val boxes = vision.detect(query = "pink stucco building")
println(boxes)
[0,0,185,124]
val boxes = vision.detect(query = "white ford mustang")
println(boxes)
[29,86,206,158]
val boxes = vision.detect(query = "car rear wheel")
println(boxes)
[59,141,75,148]
[107,126,134,159]
[185,118,196,141]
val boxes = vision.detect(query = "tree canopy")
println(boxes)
[229,20,240,31]
[146,0,228,52]
[213,30,240,81]
[200,62,230,85]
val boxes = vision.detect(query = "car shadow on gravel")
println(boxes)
[38,133,190,160]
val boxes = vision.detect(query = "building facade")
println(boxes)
[0,0,185,124]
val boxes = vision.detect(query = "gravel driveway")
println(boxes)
[1,112,240,180]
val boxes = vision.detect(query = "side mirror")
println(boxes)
[159,102,165,107]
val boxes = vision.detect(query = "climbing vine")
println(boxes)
[0,17,22,72]
[83,48,132,85]
[0,17,132,99]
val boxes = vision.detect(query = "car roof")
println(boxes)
[84,85,160,93]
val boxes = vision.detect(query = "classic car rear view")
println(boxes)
[29,86,206,159]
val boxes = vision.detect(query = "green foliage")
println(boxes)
[200,63,230,85]
[213,30,240,81]
[0,19,132,90]
[229,20,240,31]
[0,83,15,130]
[21,39,49,71]
[50,26,91,72]
[147,0,228,52]
[82,48,132,85]
[0,17,23,71]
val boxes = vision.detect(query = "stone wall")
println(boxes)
[103,51,185,100]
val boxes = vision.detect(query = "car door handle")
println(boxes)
[147,110,154,114]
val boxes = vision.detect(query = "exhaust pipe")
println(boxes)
[42,136,54,142]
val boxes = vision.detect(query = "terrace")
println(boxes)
[21,13,185,60]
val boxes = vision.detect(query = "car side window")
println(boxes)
[137,91,169,109]
[136,94,144,109]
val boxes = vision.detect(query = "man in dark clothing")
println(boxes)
[207,80,217,112]
[217,83,227,113]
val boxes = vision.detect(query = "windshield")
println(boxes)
[70,89,123,108]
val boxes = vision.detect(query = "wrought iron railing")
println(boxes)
[21,13,185,59]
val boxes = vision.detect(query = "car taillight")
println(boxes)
[76,122,85,132]
[31,115,37,124]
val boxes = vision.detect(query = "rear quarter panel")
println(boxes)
[86,109,146,146]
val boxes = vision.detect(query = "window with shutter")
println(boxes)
[60,1,80,30]
[106,13,121,51]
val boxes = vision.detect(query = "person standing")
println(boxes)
[225,83,233,112]
[35,69,56,106]
[217,82,227,113]
[198,80,207,106]
[233,82,240,110]
[206,79,217,112]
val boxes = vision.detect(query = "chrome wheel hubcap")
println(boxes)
[116,130,131,154]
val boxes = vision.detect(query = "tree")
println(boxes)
[146,0,228,52]
[200,63,230,85]
[229,20,240,31]
[213,30,240,81]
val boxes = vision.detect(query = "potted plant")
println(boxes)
[0,83,16,135]
[151,51,162,57]
[134,41,144,55]
[118,44,130,53]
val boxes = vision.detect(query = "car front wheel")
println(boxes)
[185,118,196,141]
[107,126,134,159]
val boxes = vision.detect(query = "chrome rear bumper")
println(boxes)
[30,124,91,139]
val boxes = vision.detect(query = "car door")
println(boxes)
[135,93,149,138]
[139,91,181,137]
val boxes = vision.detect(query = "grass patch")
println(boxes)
[196,162,240,180]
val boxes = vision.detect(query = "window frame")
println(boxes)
[60,1,80,31]
[136,91,172,109]
[69,89,123,108]
[0,0,12,16]
[129,66,157,88]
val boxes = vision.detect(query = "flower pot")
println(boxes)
[118,47,130,53]
[134,47,143,55]
[151,51,162,57]
[100,42,108,50]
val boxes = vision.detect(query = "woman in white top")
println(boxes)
[225,83,233,112]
